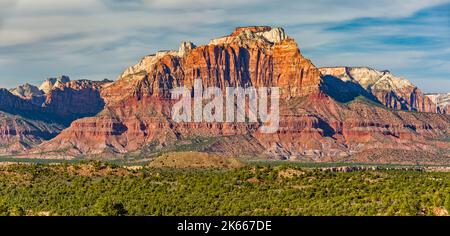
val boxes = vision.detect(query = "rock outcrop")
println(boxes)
[39,75,71,94]
[0,77,111,154]
[42,79,111,125]
[0,89,64,154]
[0,111,64,154]
[427,93,450,114]
[210,26,288,44]
[9,83,45,106]
[115,26,320,99]
[319,67,437,113]
[31,27,450,164]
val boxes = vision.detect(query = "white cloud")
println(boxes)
[3,0,448,47]
[0,0,449,92]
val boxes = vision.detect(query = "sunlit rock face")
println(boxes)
[320,67,437,113]
[30,27,449,163]
[39,75,71,94]
[114,26,321,101]
[209,26,288,45]
[427,93,450,114]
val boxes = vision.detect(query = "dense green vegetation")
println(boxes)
[0,162,449,216]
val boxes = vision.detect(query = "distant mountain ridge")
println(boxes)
[319,67,436,113]
[0,26,448,165]
[0,76,111,154]
[39,75,71,93]
[426,93,450,114]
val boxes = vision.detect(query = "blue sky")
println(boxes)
[0,0,449,92]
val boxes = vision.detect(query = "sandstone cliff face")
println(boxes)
[427,93,450,114]
[0,89,64,154]
[32,27,450,163]
[39,75,71,94]
[9,83,45,106]
[35,26,323,156]
[0,78,111,154]
[43,79,111,125]
[319,67,437,113]
[0,88,48,120]
[3,77,110,124]
[0,111,64,154]
[111,26,321,100]
[254,93,450,161]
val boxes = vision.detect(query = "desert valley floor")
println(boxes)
[0,158,449,216]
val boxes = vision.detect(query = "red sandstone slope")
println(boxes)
[0,88,63,153]
[30,27,450,163]
[0,111,64,154]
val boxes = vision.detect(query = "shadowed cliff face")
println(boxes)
[320,75,380,103]
[0,89,64,154]
[27,26,449,163]
[1,80,109,123]
[43,80,109,125]
[0,89,53,122]
[9,83,45,106]
[319,67,437,113]
[0,78,111,153]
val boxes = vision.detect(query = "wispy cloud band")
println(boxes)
[0,0,449,92]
